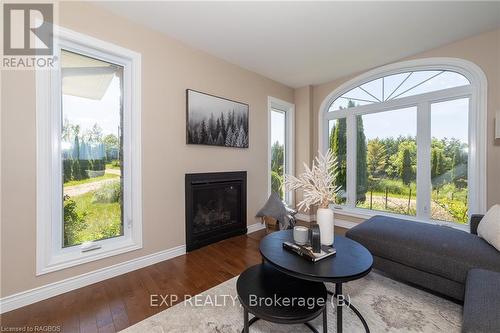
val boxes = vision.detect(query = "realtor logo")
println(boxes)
[3,3,53,55]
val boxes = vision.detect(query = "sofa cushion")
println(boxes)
[346,216,500,284]
[462,269,500,333]
[477,204,500,251]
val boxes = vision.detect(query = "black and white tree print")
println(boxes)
[187,90,249,148]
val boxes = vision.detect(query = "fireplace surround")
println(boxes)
[185,171,247,251]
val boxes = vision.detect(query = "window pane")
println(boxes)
[61,50,124,247]
[430,98,469,224]
[270,109,286,200]
[328,118,347,204]
[360,78,383,102]
[395,71,470,99]
[329,71,470,111]
[389,71,442,99]
[383,72,412,100]
[342,87,379,104]
[329,97,372,111]
[356,107,417,216]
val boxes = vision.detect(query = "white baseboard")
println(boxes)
[247,222,265,234]
[1,224,265,313]
[1,220,346,314]
[0,244,186,314]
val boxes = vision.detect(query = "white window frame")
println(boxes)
[36,26,142,275]
[268,97,295,206]
[318,58,487,230]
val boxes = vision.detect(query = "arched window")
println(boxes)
[320,58,486,226]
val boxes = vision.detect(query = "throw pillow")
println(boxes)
[477,204,500,251]
[256,192,287,229]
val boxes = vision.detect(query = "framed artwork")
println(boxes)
[186,89,249,148]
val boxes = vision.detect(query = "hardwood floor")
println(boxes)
[0,227,347,333]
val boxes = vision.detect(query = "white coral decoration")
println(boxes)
[284,149,340,211]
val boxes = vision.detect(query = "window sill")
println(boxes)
[330,205,470,233]
[37,237,142,276]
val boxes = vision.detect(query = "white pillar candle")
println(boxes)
[316,208,334,246]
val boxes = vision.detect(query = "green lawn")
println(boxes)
[105,162,121,170]
[65,189,122,246]
[64,172,119,186]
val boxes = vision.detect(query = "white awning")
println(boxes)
[61,50,120,100]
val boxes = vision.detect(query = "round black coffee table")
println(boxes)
[260,230,373,333]
[237,263,328,333]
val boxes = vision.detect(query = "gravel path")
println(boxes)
[105,169,121,175]
[64,178,119,197]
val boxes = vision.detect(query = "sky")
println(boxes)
[430,98,468,142]
[62,75,121,139]
[356,98,469,142]
[327,98,469,143]
[270,109,286,145]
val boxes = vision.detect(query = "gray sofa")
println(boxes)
[463,269,500,333]
[346,215,500,332]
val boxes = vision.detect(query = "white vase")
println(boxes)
[316,208,334,246]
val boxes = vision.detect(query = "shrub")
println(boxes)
[90,159,105,171]
[89,219,122,241]
[367,178,416,196]
[63,159,106,182]
[63,195,87,246]
[63,160,73,183]
[434,183,467,201]
[271,170,283,198]
[434,197,468,224]
[92,180,121,203]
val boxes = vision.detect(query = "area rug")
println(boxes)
[122,272,462,333]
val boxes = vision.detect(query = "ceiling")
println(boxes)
[98,1,500,88]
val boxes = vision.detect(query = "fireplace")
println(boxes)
[185,171,247,251]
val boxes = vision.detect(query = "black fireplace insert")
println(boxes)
[185,171,247,251]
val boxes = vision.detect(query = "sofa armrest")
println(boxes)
[470,214,484,235]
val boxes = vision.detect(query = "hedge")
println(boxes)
[63,159,105,182]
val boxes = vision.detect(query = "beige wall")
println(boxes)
[292,86,313,212]
[2,2,499,300]
[309,28,500,209]
[0,2,294,297]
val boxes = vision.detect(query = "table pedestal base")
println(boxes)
[327,283,370,333]
[241,308,327,333]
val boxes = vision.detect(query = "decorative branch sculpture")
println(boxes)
[284,149,340,211]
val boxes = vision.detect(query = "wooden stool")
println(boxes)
[236,263,328,333]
